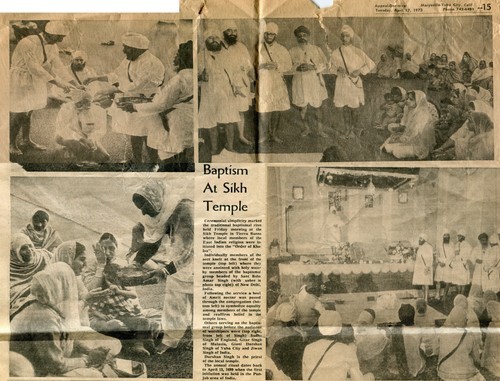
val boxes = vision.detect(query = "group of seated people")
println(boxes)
[373,80,493,160]
[374,48,493,94]
[9,210,162,377]
[266,274,500,380]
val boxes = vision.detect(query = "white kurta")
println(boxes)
[55,103,107,144]
[223,41,254,112]
[451,240,472,285]
[10,35,70,113]
[435,242,455,282]
[289,44,328,108]
[329,44,376,108]
[482,245,500,293]
[198,49,241,129]
[107,51,165,137]
[413,242,434,286]
[135,69,194,159]
[257,41,291,113]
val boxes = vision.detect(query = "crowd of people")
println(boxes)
[9,20,194,169]
[9,180,194,377]
[198,20,493,161]
[266,230,500,380]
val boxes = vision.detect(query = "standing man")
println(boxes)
[434,229,454,301]
[452,229,472,296]
[198,28,241,154]
[329,25,375,138]
[257,22,292,144]
[413,233,434,301]
[221,21,254,146]
[85,32,165,164]
[289,26,328,138]
[123,41,195,171]
[10,21,74,156]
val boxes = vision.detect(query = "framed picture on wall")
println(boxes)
[398,192,408,204]
[292,186,304,200]
[365,194,374,208]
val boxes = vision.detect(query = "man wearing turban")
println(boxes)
[257,22,292,144]
[198,27,241,154]
[453,229,473,295]
[220,20,254,147]
[84,32,165,165]
[289,25,329,138]
[329,25,376,138]
[10,20,75,156]
[412,233,434,301]
[434,229,454,301]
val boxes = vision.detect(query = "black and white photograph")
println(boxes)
[9,175,193,378]
[198,16,493,163]
[266,166,500,380]
[9,18,194,172]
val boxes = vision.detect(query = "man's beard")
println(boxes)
[443,238,450,244]
[71,63,85,71]
[298,37,307,43]
[206,41,222,52]
[225,35,238,45]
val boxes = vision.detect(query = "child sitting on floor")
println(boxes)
[374,92,403,130]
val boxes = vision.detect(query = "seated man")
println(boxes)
[83,233,157,357]
[20,210,62,253]
[55,90,110,163]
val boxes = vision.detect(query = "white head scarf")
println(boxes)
[340,24,354,38]
[45,21,69,36]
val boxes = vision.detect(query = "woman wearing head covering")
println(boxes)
[302,311,370,380]
[10,263,111,377]
[10,232,51,319]
[381,90,438,159]
[437,305,483,381]
[130,180,194,354]
[482,301,500,377]
[354,309,389,377]
[459,52,478,83]
[20,210,62,252]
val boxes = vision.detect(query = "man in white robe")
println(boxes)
[434,229,454,301]
[329,25,375,138]
[452,229,472,295]
[10,21,74,156]
[85,32,165,164]
[198,28,241,154]
[221,21,254,146]
[124,41,194,170]
[257,22,292,144]
[289,25,328,137]
[413,233,434,301]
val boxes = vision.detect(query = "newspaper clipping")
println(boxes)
[0,0,499,380]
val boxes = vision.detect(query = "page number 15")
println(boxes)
[481,3,491,10]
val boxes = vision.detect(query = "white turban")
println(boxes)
[265,22,279,35]
[340,24,354,38]
[45,21,69,36]
[419,233,428,242]
[490,235,499,244]
[220,20,238,33]
[72,50,88,61]
[122,32,150,50]
[318,310,342,336]
[203,28,221,41]
[276,302,296,323]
